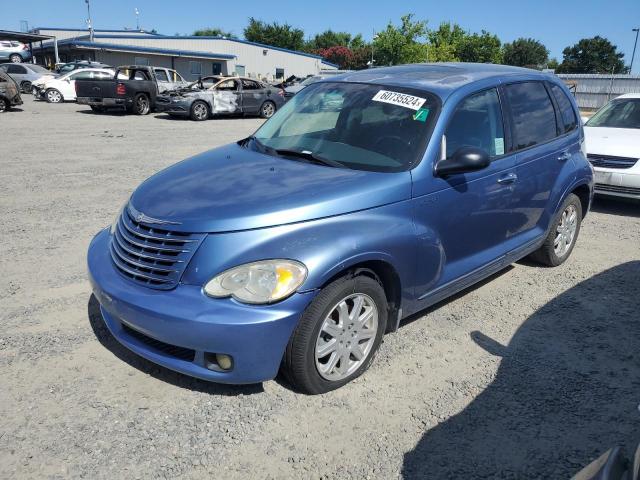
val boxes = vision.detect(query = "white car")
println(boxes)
[584,93,640,200]
[38,68,115,103]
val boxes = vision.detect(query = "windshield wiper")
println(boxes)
[275,149,344,168]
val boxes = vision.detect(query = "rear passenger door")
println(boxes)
[503,81,579,241]
[240,79,263,113]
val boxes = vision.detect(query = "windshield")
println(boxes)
[586,99,640,129]
[252,82,439,172]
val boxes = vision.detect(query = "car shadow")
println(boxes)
[591,197,640,219]
[87,294,264,396]
[401,261,640,478]
[76,108,128,116]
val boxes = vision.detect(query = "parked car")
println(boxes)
[0,62,56,93]
[0,69,23,112]
[0,40,31,63]
[36,67,115,103]
[584,93,640,199]
[156,76,285,120]
[87,64,593,394]
[76,65,187,114]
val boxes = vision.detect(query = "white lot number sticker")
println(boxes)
[372,90,426,111]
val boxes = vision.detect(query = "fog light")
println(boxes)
[216,354,233,371]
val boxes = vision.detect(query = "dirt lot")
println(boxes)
[1,97,639,479]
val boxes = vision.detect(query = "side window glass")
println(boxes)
[445,88,505,159]
[505,82,557,149]
[217,80,238,91]
[550,84,578,134]
[133,71,150,81]
[154,69,169,82]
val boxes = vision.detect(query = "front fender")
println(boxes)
[181,201,417,309]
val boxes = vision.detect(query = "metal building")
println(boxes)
[31,27,337,81]
[557,73,640,110]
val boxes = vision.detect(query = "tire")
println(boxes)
[530,193,582,267]
[259,100,276,118]
[190,100,209,121]
[0,97,7,112]
[20,81,32,94]
[90,105,104,113]
[282,274,388,394]
[45,88,63,103]
[9,54,22,63]
[132,93,150,115]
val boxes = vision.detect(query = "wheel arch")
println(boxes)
[316,256,403,333]
[571,183,591,219]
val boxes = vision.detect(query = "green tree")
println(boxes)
[373,14,429,66]
[426,22,466,61]
[547,58,560,70]
[457,30,502,63]
[243,17,305,51]
[557,36,625,73]
[306,30,353,50]
[193,27,236,38]
[502,38,549,68]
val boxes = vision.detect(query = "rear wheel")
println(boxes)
[282,274,387,394]
[132,93,150,115]
[530,193,582,267]
[20,81,32,94]
[0,97,7,112]
[45,88,63,103]
[9,54,22,63]
[260,100,276,118]
[190,100,209,121]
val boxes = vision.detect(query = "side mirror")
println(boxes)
[435,146,490,177]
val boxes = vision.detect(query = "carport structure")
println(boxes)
[0,30,59,64]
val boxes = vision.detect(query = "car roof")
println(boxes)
[331,62,551,100]
[615,93,640,100]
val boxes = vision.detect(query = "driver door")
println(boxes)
[412,87,520,302]
[212,79,241,113]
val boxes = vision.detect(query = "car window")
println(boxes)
[216,79,239,91]
[242,79,261,90]
[70,71,94,80]
[586,99,640,129]
[549,84,578,134]
[0,42,12,48]
[6,65,26,74]
[28,65,51,74]
[445,88,505,159]
[154,69,169,82]
[168,70,184,82]
[505,82,557,150]
[94,71,113,79]
[133,70,150,81]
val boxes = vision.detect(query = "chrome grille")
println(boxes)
[110,208,205,289]
[587,154,638,169]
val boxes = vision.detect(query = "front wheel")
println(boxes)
[190,100,209,121]
[21,81,32,94]
[282,274,387,394]
[530,193,582,267]
[259,100,276,118]
[132,94,150,115]
[45,88,63,103]
[0,97,7,112]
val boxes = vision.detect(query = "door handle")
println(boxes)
[558,151,571,162]
[497,173,518,185]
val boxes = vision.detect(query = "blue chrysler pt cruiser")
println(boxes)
[88,63,593,394]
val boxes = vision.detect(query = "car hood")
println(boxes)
[585,126,640,159]
[129,143,411,233]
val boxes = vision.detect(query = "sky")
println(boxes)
[3,0,640,73]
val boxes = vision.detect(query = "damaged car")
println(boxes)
[156,76,285,121]
[0,69,23,112]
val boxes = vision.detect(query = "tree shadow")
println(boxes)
[402,261,640,478]
[87,294,264,396]
[590,197,640,219]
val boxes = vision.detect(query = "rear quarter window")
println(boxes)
[505,81,557,150]
[549,84,578,134]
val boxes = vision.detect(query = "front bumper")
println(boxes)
[155,98,190,115]
[593,167,640,199]
[88,228,316,384]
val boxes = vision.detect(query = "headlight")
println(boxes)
[110,202,127,234]
[204,260,307,304]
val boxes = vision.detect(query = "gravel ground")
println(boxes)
[1,97,639,479]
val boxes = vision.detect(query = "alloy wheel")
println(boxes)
[193,102,208,120]
[315,293,378,381]
[554,204,578,257]
[47,90,62,103]
[262,102,275,118]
